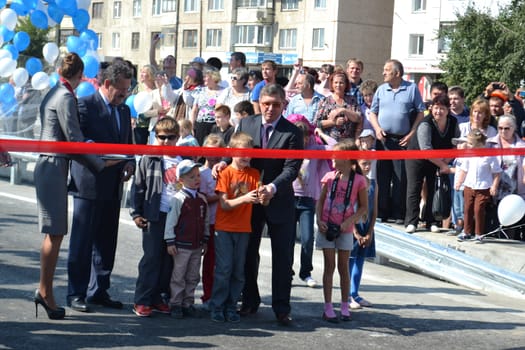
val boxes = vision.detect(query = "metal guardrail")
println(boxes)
[375,223,525,299]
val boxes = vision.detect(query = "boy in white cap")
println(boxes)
[164,159,210,318]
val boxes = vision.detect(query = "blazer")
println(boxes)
[237,114,303,223]
[38,82,104,173]
[69,91,134,200]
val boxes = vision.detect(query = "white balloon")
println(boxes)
[497,194,525,226]
[134,91,153,114]
[31,71,50,90]
[42,42,59,64]
[1,8,18,31]
[77,0,92,10]
[12,68,29,87]
[0,35,3,47]
[0,49,12,60]
[0,57,17,77]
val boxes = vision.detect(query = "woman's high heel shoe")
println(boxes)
[34,290,65,320]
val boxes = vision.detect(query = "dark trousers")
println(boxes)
[242,205,296,316]
[201,224,215,303]
[194,121,215,146]
[376,137,407,221]
[405,159,438,226]
[463,186,491,236]
[133,127,149,145]
[134,212,173,305]
[67,198,120,301]
[294,196,315,280]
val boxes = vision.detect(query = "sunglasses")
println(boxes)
[156,134,177,141]
[230,76,240,81]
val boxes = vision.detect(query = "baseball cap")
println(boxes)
[176,159,202,179]
[190,57,205,65]
[359,129,376,139]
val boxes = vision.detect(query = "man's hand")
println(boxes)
[122,162,135,182]
[167,245,178,256]
[133,216,148,229]
[211,161,227,179]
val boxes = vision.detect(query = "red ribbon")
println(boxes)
[1,139,525,160]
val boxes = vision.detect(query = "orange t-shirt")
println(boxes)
[215,165,260,233]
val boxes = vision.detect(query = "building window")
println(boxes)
[413,0,426,12]
[112,32,120,49]
[132,0,141,16]
[163,0,177,12]
[97,33,103,49]
[279,29,297,49]
[409,34,424,55]
[312,28,325,49]
[131,32,140,50]
[164,29,176,46]
[113,1,121,18]
[237,0,266,8]
[282,0,298,10]
[152,0,161,15]
[235,25,272,45]
[206,29,222,47]
[209,0,223,10]
[184,0,198,12]
[314,0,326,9]
[182,29,198,47]
[438,22,454,53]
[92,2,103,18]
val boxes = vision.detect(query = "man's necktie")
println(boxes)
[262,124,273,149]
[109,105,119,137]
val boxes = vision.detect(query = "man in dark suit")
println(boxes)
[67,61,135,312]
[237,83,303,325]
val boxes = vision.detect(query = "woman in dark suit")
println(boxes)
[34,53,109,319]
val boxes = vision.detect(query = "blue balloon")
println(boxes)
[3,44,19,60]
[0,83,15,104]
[49,72,59,88]
[30,10,48,30]
[82,55,99,79]
[0,1,6,9]
[25,57,43,76]
[10,0,29,16]
[13,31,31,52]
[56,0,77,16]
[0,26,14,42]
[80,29,99,51]
[66,35,87,57]
[75,81,96,98]
[126,95,138,118]
[47,4,64,24]
[23,0,37,10]
[73,9,90,32]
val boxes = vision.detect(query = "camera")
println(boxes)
[325,222,341,241]
[492,83,502,90]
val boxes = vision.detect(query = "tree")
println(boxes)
[439,3,525,103]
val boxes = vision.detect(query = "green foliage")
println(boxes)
[15,17,51,66]
[439,5,525,103]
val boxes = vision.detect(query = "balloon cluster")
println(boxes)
[0,0,97,105]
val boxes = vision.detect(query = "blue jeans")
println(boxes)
[349,256,365,298]
[452,189,464,225]
[295,196,316,280]
[209,231,250,313]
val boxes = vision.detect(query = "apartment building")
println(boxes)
[79,0,394,81]
[391,0,510,99]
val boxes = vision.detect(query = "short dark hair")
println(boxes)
[206,57,222,71]
[231,52,246,67]
[449,86,465,98]
[431,81,448,94]
[260,83,286,101]
[102,61,133,85]
[234,100,254,115]
[431,94,450,109]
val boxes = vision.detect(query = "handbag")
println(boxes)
[432,172,451,221]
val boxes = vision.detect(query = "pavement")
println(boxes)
[0,178,525,349]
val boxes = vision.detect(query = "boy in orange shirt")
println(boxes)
[209,132,262,323]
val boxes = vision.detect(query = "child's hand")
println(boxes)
[489,184,498,197]
[340,220,352,233]
[244,189,259,204]
[318,221,328,234]
[454,182,461,191]
[167,245,178,256]
[133,216,148,229]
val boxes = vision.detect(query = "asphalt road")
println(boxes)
[0,180,524,350]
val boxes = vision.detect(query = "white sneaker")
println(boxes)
[350,298,362,309]
[430,225,440,233]
[405,224,416,233]
[303,276,317,288]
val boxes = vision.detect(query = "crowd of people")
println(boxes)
[25,48,525,327]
